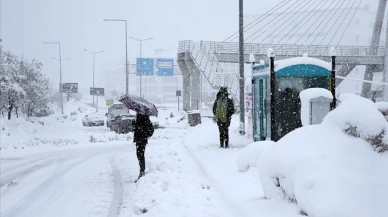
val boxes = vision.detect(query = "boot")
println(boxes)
[138,170,145,180]
[225,140,229,149]
[220,140,224,148]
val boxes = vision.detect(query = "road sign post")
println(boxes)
[90,87,105,112]
[176,90,182,111]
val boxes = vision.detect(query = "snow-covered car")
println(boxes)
[82,114,104,126]
[110,114,136,134]
[106,103,131,128]
[32,107,50,117]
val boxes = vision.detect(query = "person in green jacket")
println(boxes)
[213,87,235,148]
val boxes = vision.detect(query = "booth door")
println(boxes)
[253,78,267,141]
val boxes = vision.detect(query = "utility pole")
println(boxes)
[104,19,129,95]
[43,41,64,114]
[84,49,104,106]
[239,0,245,135]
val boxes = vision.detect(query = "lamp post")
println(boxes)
[43,41,64,114]
[84,49,104,106]
[128,36,153,98]
[103,19,128,95]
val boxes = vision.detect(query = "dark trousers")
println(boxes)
[218,122,229,148]
[136,141,147,172]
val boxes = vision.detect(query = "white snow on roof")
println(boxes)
[299,88,333,126]
[274,57,331,71]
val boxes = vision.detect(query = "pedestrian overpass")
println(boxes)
[177,40,385,110]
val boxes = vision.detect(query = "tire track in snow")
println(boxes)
[184,145,249,217]
[0,146,128,188]
[107,156,124,217]
[1,155,96,217]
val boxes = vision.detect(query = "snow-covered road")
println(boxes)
[1,113,302,217]
[1,144,130,217]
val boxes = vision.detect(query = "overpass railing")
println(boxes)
[179,40,385,57]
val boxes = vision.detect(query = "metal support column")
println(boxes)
[383,13,388,101]
[361,0,386,97]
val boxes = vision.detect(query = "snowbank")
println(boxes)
[257,94,388,217]
[299,88,333,126]
[236,141,274,172]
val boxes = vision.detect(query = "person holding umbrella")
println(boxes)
[118,94,158,181]
[133,113,154,181]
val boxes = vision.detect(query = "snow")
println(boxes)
[236,141,274,172]
[299,88,333,126]
[323,94,387,138]
[2,94,387,217]
[249,54,256,63]
[303,52,308,57]
[256,94,388,217]
[330,47,337,56]
[267,48,275,58]
[274,57,331,71]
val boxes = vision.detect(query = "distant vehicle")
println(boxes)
[82,113,104,126]
[110,114,136,134]
[150,116,159,129]
[32,107,50,117]
[106,103,131,128]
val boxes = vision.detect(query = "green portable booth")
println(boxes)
[252,57,334,142]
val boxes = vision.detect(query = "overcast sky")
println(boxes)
[0,0,380,91]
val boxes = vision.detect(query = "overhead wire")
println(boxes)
[303,0,342,45]
[336,0,362,47]
[246,0,308,43]
[309,0,348,45]
[260,0,323,44]
[224,0,291,42]
[317,0,353,46]
[326,0,358,46]
[274,0,334,45]
[280,0,335,45]
[293,0,334,45]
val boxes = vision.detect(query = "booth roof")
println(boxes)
[253,57,332,76]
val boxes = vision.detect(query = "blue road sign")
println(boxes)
[136,58,154,76]
[156,58,174,76]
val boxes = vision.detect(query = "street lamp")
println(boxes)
[84,49,104,106]
[128,36,153,98]
[43,41,64,114]
[103,19,128,95]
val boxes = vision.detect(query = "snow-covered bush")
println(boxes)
[257,94,388,217]
[236,141,273,172]
[323,94,388,153]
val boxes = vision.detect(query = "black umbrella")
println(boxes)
[119,94,158,117]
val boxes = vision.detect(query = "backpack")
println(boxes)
[216,97,228,123]
[146,120,154,138]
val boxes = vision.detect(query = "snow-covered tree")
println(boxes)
[0,46,52,119]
